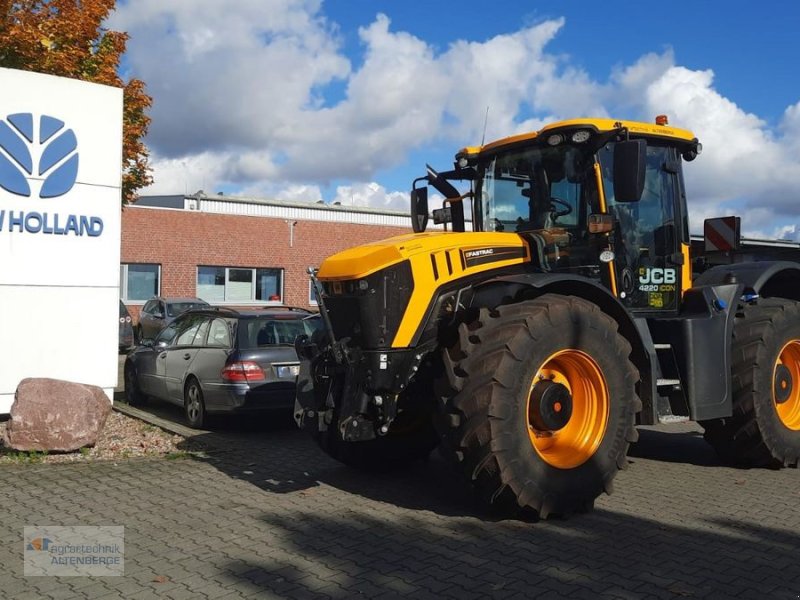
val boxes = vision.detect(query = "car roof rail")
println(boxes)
[183,306,241,316]
[261,305,312,313]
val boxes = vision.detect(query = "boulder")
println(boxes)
[3,378,111,452]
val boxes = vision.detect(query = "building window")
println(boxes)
[197,266,283,304]
[120,264,160,302]
[308,280,318,306]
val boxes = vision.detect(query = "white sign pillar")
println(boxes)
[0,68,123,412]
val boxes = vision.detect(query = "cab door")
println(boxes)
[600,143,685,315]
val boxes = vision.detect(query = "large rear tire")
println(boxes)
[702,298,800,467]
[437,295,640,518]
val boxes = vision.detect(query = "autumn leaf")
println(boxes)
[0,0,152,203]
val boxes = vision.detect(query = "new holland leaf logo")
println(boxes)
[0,113,79,198]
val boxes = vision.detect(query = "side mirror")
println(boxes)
[432,207,452,225]
[410,186,429,233]
[613,139,646,203]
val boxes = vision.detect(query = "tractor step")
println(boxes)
[658,414,691,424]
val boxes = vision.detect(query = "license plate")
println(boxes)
[277,365,300,378]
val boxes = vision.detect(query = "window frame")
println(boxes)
[196,266,284,305]
[120,263,161,304]
[308,280,318,306]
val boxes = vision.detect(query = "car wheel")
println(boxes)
[124,362,147,406]
[184,377,206,429]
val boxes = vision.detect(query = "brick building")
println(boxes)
[120,192,414,322]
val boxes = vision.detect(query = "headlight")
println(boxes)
[571,130,591,143]
[546,134,564,146]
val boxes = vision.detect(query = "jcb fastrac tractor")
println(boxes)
[295,116,800,518]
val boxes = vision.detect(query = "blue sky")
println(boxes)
[110,0,800,239]
[326,0,797,124]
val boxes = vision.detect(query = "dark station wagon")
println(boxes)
[124,306,322,428]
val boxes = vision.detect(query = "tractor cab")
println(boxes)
[411,117,703,316]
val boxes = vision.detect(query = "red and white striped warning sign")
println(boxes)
[704,216,741,252]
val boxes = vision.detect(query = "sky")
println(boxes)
[109,0,800,239]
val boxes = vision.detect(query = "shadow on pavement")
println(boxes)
[178,422,732,521]
[168,417,800,597]
[627,427,724,467]
[214,507,800,599]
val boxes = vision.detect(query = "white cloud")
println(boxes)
[113,3,800,239]
[331,182,408,212]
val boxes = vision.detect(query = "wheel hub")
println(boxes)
[528,380,573,431]
[774,363,793,405]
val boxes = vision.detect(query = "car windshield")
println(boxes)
[167,301,206,317]
[479,144,594,232]
[239,316,322,348]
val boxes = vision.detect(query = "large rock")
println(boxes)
[3,378,112,452]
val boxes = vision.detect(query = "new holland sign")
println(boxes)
[0,68,123,413]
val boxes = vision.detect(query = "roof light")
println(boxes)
[546,134,564,146]
[655,115,669,126]
[457,156,469,168]
[571,130,591,143]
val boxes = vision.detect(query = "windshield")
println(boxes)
[239,316,322,348]
[479,144,594,233]
[167,301,207,317]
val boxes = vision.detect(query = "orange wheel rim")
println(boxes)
[527,349,609,469]
[774,340,800,431]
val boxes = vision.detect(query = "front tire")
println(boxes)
[438,295,640,518]
[184,377,207,429]
[702,298,800,467]
[124,362,147,406]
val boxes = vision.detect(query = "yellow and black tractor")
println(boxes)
[295,117,800,518]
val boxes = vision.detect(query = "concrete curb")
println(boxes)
[113,401,205,439]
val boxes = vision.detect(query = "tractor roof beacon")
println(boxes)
[295,116,800,519]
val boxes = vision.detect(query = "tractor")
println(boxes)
[294,116,800,518]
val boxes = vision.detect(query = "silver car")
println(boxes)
[136,296,209,341]
[124,306,321,428]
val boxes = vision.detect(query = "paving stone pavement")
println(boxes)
[1,403,799,600]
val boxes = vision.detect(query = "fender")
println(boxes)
[471,273,658,425]
[695,261,800,301]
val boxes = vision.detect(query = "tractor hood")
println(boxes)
[317,231,529,281]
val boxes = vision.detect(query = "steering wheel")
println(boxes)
[549,197,572,218]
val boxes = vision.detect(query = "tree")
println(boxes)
[0,0,152,203]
